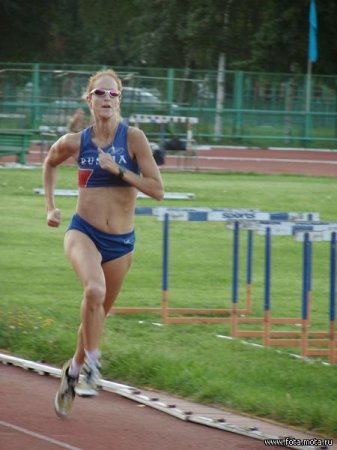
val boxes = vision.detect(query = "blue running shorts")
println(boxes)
[67,214,135,264]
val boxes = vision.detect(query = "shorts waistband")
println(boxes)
[69,213,134,238]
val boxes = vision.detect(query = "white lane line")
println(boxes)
[0,420,84,450]
[182,156,337,164]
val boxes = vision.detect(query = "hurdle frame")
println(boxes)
[128,114,199,150]
[231,225,337,364]
[111,207,264,319]
[158,208,319,325]
[129,114,200,170]
[298,231,337,363]
[230,224,306,346]
[112,208,319,325]
[110,206,337,363]
[161,214,251,325]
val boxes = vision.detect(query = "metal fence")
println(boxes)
[0,62,336,149]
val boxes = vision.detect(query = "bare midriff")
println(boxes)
[76,186,138,234]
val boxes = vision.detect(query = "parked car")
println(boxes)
[121,86,176,115]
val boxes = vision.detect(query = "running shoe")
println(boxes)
[75,359,101,397]
[54,359,79,417]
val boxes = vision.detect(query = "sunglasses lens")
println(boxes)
[109,91,119,97]
[93,89,106,96]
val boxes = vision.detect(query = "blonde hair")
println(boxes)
[85,69,123,96]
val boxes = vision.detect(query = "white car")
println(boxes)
[121,87,162,105]
[121,87,177,114]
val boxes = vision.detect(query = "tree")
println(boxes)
[0,0,336,75]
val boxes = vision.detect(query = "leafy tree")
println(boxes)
[0,0,336,75]
[0,0,52,61]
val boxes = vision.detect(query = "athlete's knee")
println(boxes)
[84,282,106,309]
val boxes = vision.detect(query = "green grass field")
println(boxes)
[1,166,337,437]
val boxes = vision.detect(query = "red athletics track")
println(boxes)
[162,146,337,176]
[2,144,337,177]
[0,363,284,450]
[2,143,337,177]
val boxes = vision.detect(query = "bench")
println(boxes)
[0,129,34,164]
[0,113,27,128]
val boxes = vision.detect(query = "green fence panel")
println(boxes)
[0,62,336,149]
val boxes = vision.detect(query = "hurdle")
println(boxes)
[128,114,199,151]
[295,230,337,363]
[161,212,248,325]
[129,114,199,170]
[110,206,337,362]
[158,212,337,364]
[111,207,265,320]
[229,221,307,343]
[110,207,320,324]
[226,218,316,338]
[230,221,337,363]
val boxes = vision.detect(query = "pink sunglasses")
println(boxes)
[90,88,120,98]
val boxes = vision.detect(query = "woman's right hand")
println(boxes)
[97,147,119,175]
[47,208,61,227]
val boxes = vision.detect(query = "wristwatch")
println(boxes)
[118,165,126,178]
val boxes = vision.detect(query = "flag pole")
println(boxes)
[305,0,318,141]
[305,59,312,114]
[304,59,312,145]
